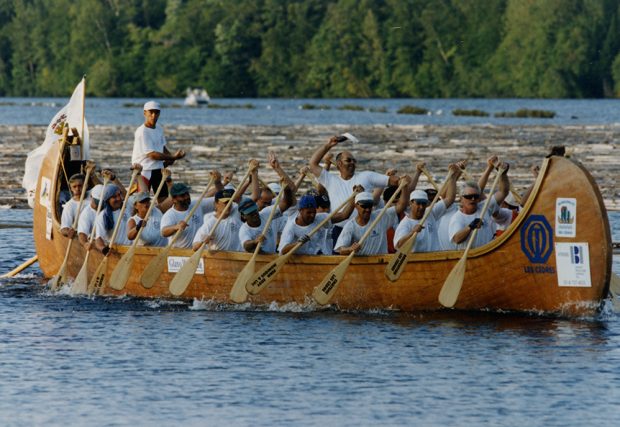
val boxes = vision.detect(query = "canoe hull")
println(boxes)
[34,142,612,316]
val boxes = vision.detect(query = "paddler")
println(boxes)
[393,163,460,253]
[309,134,400,244]
[333,176,411,256]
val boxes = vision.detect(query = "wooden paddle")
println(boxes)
[385,170,454,282]
[438,166,505,308]
[168,168,252,297]
[312,180,407,305]
[0,256,38,279]
[87,168,140,295]
[108,169,170,291]
[229,181,285,303]
[139,175,216,289]
[245,192,357,296]
[70,176,110,294]
[421,169,440,192]
[50,166,94,291]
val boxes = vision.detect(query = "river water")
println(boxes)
[1,98,620,425]
[0,208,619,426]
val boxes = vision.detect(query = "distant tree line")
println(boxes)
[2,0,620,98]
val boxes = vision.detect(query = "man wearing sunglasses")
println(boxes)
[309,135,401,247]
[334,176,411,256]
[448,162,510,250]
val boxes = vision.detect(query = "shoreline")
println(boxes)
[1,124,618,210]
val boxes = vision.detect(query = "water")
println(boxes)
[2,97,620,126]
[1,208,619,426]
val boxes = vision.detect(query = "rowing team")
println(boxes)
[59,135,531,259]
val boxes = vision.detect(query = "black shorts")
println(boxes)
[146,169,169,199]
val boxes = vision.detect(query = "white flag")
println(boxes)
[22,78,90,208]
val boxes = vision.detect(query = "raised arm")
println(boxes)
[331,185,363,223]
[493,162,510,205]
[394,175,412,216]
[442,163,461,208]
[309,135,345,177]
[478,155,498,192]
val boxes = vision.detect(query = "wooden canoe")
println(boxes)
[33,138,613,316]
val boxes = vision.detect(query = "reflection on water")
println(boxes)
[1,210,619,425]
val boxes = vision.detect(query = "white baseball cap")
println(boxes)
[143,101,161,111]
[90,184,103,200]
[355,192,374,204]
[410,189,429,203]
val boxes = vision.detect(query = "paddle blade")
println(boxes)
[168,249,203,296]
[229,257,254,303]
[70,253,90,294]
[438,256,467,308]
[312,254,354,305]
[140,247,171,289]
[385,235,417,282]
[109,246,136,291]
[245,254,290,295]
[88,257,108,296]
[49,273,62,292]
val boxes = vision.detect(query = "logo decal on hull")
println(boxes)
[520,215,553,264]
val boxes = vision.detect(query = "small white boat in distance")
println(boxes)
[184,87,210,107]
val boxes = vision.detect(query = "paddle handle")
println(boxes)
[107,169,140,249]
[421,169,440,192]
[132,169,169,245]
[167,175,216,248]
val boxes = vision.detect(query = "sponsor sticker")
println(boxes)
[167,256,204,274]
[39,177,52,209]
[46,209,53,240]
[69,145,82,161]
[555,242,591,287]
[555,198,576,237]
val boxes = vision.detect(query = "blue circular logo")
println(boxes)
[520,214,553,264]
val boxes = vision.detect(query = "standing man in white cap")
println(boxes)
[394,164,460,253]
[333,176,411,256]
[132,100,185,203]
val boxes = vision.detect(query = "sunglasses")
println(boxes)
[462,194,480,200]
[357,202,373,209]
[341,158,357,164]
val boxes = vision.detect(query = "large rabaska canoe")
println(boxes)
[32,137,613,316]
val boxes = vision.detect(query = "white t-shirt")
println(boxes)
[60,198,86,230]
[278,212,329,255]
[393,201,447,253]
[318,169,388,223]
[192,206,242,251]
[131,209,167,247]
[95,209,132,246]
[238,205,282,254]
[160,199,215,248]
[334,207,398,255]
[131,124,166,172]
[77,204,98,237]
[449,197,500,250]
[437,203,458,251]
